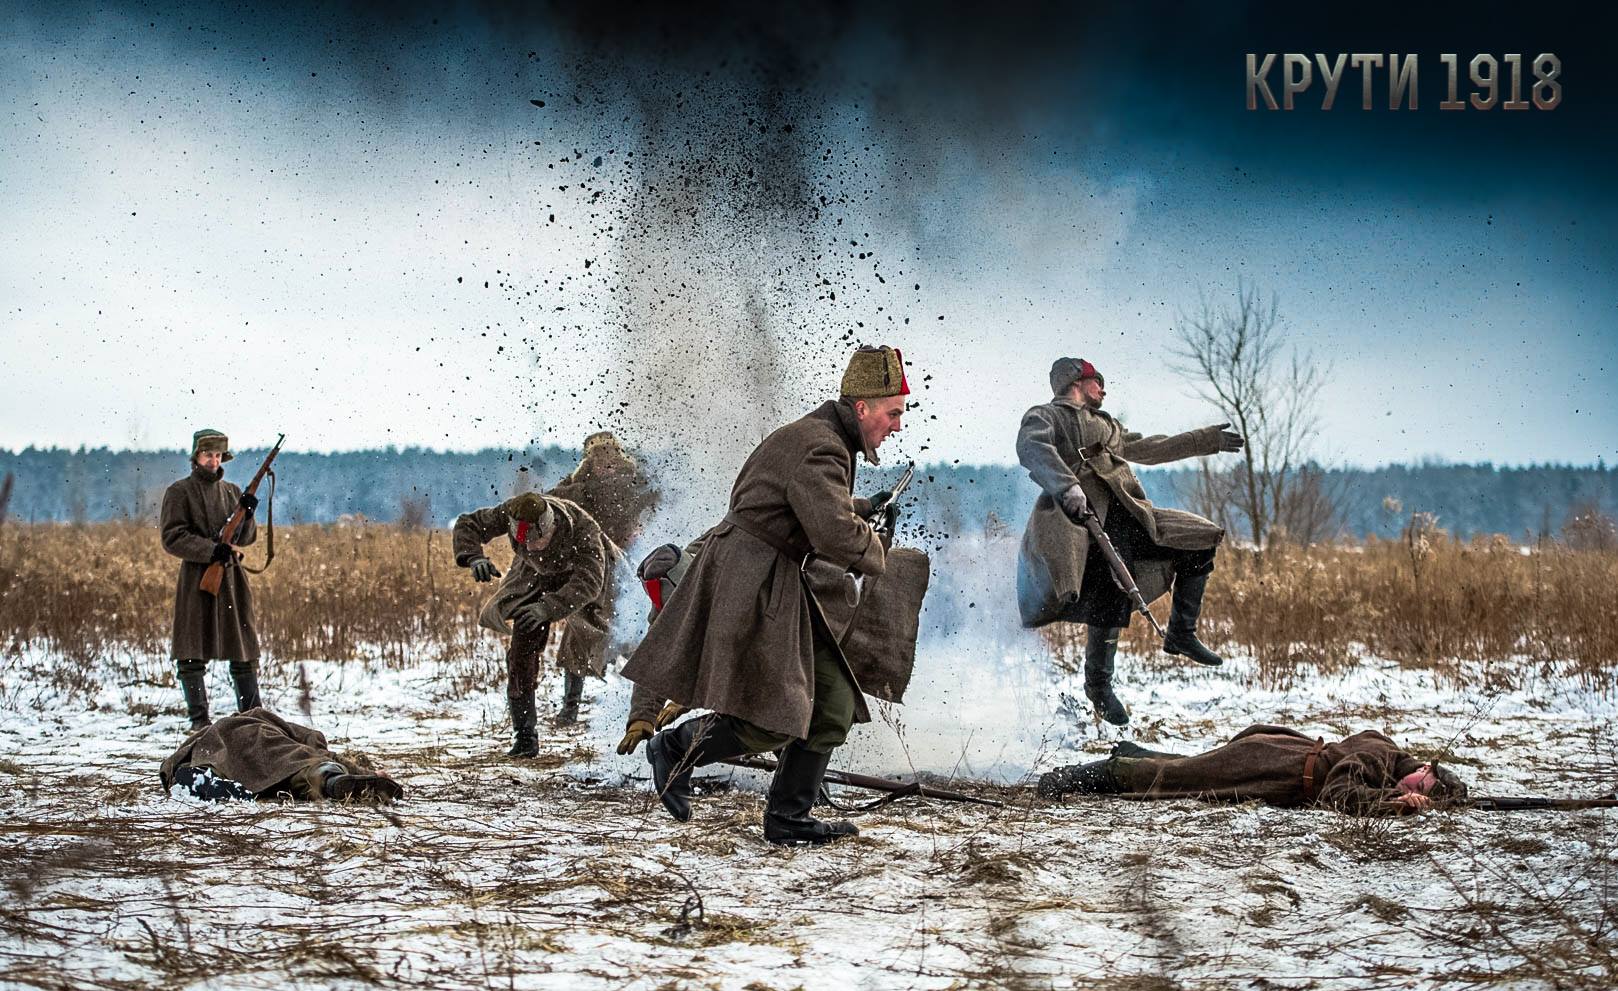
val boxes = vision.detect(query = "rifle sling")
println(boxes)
[239,468,276,575]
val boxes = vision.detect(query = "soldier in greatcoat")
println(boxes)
[1036,725,1469,815]
[546,431,660,723]
[1016,357,1244,726]
[453,492,611,757]
[160,429,263,730]
[622,345,911,845]
[161,708,402,803]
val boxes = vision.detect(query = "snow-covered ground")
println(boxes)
[2,640,1614,991]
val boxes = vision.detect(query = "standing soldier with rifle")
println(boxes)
[546,431,660,724]
[623,345,912,845]
[1016,357,1244,726]
[160,429,278,730]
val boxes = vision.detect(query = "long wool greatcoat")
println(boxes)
[159,708,370,797]
[1126,725,1429,815]
[1016,398,1229,628]
[547,456,658,676]
[451,496,616,668]
[621,400,888,740]
[160,467,260,661]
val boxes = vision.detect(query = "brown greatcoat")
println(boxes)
[451,496,616,663]
[1127,725,1429,815]
[547,452,658,676]
[1016,398,1229,628]
[159,708,370,797]
[160,466,260,661]
[621,400,887,740]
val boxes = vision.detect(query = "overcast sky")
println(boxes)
[3,2,1614,469]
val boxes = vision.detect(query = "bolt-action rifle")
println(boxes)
[723,754,1004,809]
[1470,795,1618,811]
[200,434,284,596]
[865,462,915,534]
[1069,447,1166,638]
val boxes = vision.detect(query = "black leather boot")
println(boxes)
[508,693,539,758]
[1037,758,1124,799]
[229,660,263,712]
[646,716,748,822]
[1162,571,1225,666]
[556,672,583,725]
[1111,740,1187,760]
[323,765,405,803]
[177,663,211,731]
[763,743,859,846]
[1083,626,1129,726]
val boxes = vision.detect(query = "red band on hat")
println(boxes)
[1078,359,1098,381]
[895,347,911,395]
[515,521,530,545]
[642,578,664,612]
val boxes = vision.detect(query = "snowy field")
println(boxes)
[1,638,1615,991]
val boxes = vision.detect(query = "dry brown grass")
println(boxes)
[1041,535,1618,689]
[0,521,512,671]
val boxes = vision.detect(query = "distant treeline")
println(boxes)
[1,447,1612,542]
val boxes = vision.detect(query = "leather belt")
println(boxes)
[723,512,811,570]
[1301,738,1326,802]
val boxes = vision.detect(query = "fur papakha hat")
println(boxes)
[503,492,554,533]
[191,429,234,463]
[582,431,623,456]
[839,345,910,399]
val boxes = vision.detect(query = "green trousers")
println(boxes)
[725,637,857,756]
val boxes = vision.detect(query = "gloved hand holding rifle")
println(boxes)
[1065,448,1166,639]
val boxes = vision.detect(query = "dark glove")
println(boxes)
[616,720,655,755]
[1059,484,1089,521]
[237,492,259,514]
[210,542,235,565]
[868,489,893,511]
[513,603,550,634]
[1213,423,1245,452]
[470,557,501,583]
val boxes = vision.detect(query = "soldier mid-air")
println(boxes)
[1017,357,1245,726]
[546,431,659,724]
[453,492,612,758]
[622,345,911,845]
[160,429,265,730]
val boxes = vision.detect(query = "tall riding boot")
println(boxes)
[229,660,263,712]
[1037,758,1125,799]
[764,742,858,845]
[177,663,211,731]
[646,715,749,822]
[1162,571,1225,666]
[508,693,539,758]
[1083,625,1129,726]
[556,672,584,726]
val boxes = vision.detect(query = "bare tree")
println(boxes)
[1172,281,1332,548]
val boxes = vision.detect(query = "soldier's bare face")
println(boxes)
[855,395,906,451]
[195,451,224,472]
[1397,763,1437,795]
[1075,377,1106,408]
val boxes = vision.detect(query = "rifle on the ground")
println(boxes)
[200,434,284,596]
[723,754,1005,809]
[1069,448,1166,638]
[1470,795,1618,811]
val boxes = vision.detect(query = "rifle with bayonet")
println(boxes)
[199,434,284,596]
[1068,447,1166,638]
[723,754,1004,809]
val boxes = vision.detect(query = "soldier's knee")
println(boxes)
[1177,548,1216,578]
[227,659,257,677]
[176,658,207,676]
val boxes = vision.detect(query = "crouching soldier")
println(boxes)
[1016,357,1244,726]
[1037,725,1467,815]
[547,431,661,723]
[161,429,264,730]
[160,708,402,803]
[454,492,610,758]
[622,345,915,846]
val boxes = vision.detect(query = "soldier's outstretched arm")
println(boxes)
[1120,424,1240,465]
[451,504,508,566]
